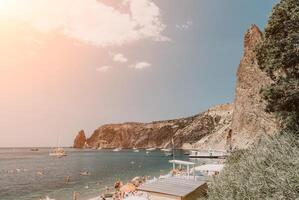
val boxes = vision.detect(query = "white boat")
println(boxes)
[80,171,90,176]
[49,147,67,157]
[161,148,172,152]
[164,152,173,157]
[146,147,156,151]
[133,149,139,152]
[189,150,228,158]
[133,147,137,150]
[113,148,122,152]
[42,196,55,200]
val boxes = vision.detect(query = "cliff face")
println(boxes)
[83,104,232,149]
[73,25,278,150]
[231,25,278,149]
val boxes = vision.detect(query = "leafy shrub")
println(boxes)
[207,134,299,200]
[255,0,299,134]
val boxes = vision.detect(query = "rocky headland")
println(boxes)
[74,25,277,150]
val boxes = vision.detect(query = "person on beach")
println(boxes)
[100,194,106,200]
[72,191,78,200]
[114,180,121,191]
[105,186,110,193]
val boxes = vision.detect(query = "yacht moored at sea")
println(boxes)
[49,147,67,158]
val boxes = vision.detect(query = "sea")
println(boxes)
[0,148,213,200]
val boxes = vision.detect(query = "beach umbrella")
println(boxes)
[120,183,136,193]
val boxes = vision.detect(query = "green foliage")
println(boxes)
[207,134,299,200]
[255,0,299,133]
[225,149,247,165]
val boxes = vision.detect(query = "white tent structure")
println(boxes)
[169,160,196,178]
[193,164,224,176]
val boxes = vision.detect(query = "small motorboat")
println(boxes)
[80,171,90,176]
[101,192,113,198]
[133,149,139,152]
[113,148,122,152]
[161,148,172,152]
[164,152,173,157]
[42,196,55,200]
[30,148,39,151]
[146,147,156,151]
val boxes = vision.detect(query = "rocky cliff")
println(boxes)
[73,130,87,148]
[231,25,278,149]
[83,104,233,149]
[73,25,277,150]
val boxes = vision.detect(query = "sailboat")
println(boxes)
[49,136,67,158]
[49,147,67,158]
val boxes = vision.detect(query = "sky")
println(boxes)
[0,0,278,147]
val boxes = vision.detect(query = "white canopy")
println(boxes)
[169,160,195,165]
[194,164,224,172]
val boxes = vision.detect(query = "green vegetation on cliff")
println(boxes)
[256,0,299,134]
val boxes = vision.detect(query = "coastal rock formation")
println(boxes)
[84,104,232,149]
[73,25,278,150]
[73,130,87,148]
[231,25,278,149]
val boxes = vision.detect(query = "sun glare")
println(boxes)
[0,0,9,15]
[0,0,7,8]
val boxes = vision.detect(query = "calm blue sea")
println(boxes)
[0,148,209,200]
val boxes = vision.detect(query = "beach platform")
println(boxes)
[138,176,207,200]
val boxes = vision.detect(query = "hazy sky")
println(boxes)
[0,0,278,147]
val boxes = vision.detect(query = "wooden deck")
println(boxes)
[138,177,207,198]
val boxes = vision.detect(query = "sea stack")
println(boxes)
[231,25,278,148]
[73,130,87,148]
